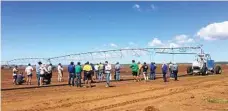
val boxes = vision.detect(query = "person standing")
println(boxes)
[57,63,64,82]
[150,62,157,80]
[169,62,174,79]
[90,63,96,82]
[142,62,149,81]
[138,62,143,81]
[94,64,99,80]
[83,62,93,88]
[12,66,18,85]
[75,62,82,87]
[162,63,168,82]
[105,61,112,87]
[68,62,75,86]
[47,63,53,84]
[25,63,33,85]
[98,63,104,82]
[172,62,179,81]
[115,62,121,81]
[36,62,42,86]
[130,60,139,82]
[39,64,48,86]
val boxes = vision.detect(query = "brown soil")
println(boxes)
[1,64,228,111]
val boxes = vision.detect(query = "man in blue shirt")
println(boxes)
[162,63,168,82]
[68,62,75,86]
[150,62,157,80]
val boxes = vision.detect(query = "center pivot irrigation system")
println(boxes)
[2,45,203,66]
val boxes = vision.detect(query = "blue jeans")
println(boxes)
[150,72,156,80]
[115,71,120,81]
[163,72,167,82]
[173,70,178,80]
[68,73,75,86]
[36,73,40,86]
[76,73,81,87]
[106,73,111,86]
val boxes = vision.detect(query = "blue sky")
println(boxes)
[2,1,228,64]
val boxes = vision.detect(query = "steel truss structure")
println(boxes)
[1,46,203,66]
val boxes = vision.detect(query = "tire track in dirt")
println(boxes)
[17,76,224,111]
[90,81,222,111]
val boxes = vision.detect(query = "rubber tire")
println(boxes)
[187,66,193,75]
[215,66,222,74]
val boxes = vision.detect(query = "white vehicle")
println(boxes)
[187,54,222,75]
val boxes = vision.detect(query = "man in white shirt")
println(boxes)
[39,64,48,86]
[47,63,53,84]
[94,64,99,80]
[105,61,112,87]
[25,63,33,85]
[12,66,18,85]
[57,63,64,82]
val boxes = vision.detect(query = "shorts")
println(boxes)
[13,75,17,79]
[132,72,138,76]
[40,74,44,78]
[27,73,32,77]
[84,71,92,80]
[143,71,147,74]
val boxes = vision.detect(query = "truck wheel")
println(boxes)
[215,66,222,74]
[187,66,192,75]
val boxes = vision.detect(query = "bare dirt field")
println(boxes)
[1,64,228,111]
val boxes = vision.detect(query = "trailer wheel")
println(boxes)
[215,66,222,74]
[187,66,192,75]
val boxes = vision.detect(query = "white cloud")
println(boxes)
[197,21,228,40]
[174,34,195,44]
[110,43,118,47]
[133,4,141,11]
[148,38,164,47]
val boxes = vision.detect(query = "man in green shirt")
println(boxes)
[75,62,82,87]
[130,60,139,82]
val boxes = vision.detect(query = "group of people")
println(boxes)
[67,61,116,88]
[12,62,53,86]
[130,60,179,82]
[12,60,179,87]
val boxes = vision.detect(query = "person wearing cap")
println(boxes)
[130,60,139,82]
[68,62,75,86]
[150,62,157,80]
[115,62,121,81]
[12,66,18,85]
[104,61,112,87]
[162,62,168,82]
[75,62,83,87]
[47,63,53,84]
[142,62,149,81]
[83,61,93,88]
[36,62,42,86]
[172,62,179,81]
[25,63,33,85]
[57,63,64,82]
